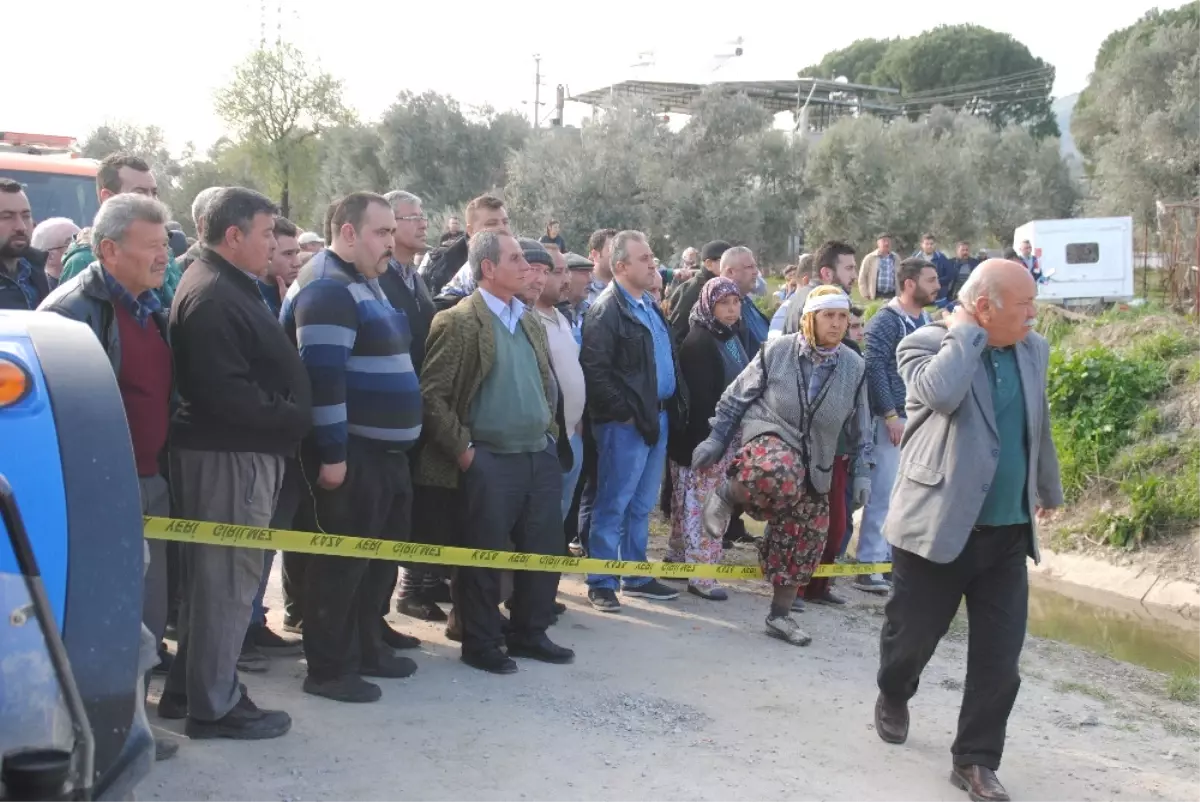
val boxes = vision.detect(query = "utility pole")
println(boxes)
[532,54,542,129]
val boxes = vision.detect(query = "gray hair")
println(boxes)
[611,230,648,272]
[31,217,80,250]
[720,245,754,271]
[191,186,224,234]
[468,229,506,283]
[93,193,170,248]
[957,266,1004,309]
[383,190,422,210]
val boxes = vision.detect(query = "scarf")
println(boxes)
[689,276,741,338]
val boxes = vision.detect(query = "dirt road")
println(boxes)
[145,555,1199,801]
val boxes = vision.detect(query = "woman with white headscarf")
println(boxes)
[690,285,873,645]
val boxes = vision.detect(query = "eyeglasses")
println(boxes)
[395,215,428,223]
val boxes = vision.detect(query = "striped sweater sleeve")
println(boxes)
[293,279,358,464]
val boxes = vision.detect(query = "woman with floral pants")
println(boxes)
[691,285,873,645]
[666,277,749,600]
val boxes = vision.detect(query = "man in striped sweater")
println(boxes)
[281,192,424,704]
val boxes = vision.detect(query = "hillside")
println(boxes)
[1037,304,1200,584]
[1053,92,1083,176]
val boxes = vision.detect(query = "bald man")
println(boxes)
[873,260,1063,802]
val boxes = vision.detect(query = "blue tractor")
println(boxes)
[0,311,152,800]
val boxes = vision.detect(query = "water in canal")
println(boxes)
[1027,580,1198,675]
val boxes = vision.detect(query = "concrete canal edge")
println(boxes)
[1031,547,1200,623]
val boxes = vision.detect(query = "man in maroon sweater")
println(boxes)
[38,192,177,760]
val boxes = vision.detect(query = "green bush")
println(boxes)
[1091,439,1200,548]
[1048,347,1168,499]
[1129,331,1196,363]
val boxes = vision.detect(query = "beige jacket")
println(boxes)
[858,249,886,300]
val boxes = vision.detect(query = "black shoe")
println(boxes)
[381,621,421,650]
[361,653,418,679]
[588,588,621,612]
[153,644,174,675]
[185,692,292,740]
[461,647,518,675]
[553,601,567,615]
[506,634,574,664]
[875,693,909,745]
[154,738,179,762]
[810,589,848,606]
[396,595,448,622]
[236,631,269,673]
[428,582,452,604]
[622,579,679,601]
[157,692,188,720]
[281,616,303,634]
[303,674,381,704]
[250,623,302,654]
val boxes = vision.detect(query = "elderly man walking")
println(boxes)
[419,230,573,675]
[873,259,1063,802]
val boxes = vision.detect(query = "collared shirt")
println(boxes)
[586,277,609,306]
[478,287,525,334]
[101,266,162,327]
[615,281,676,400]
[876,252,897,294]
[2,257,40,309]
[389,259,418,293]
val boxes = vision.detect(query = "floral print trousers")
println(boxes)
[666,444,736,590]
[728,435,831,587]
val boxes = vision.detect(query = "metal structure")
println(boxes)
[568,76,900,132]
[1157,199,1200,314]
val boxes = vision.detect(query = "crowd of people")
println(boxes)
[0,151,1062,802]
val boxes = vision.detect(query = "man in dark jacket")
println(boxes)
[38,192,180,761]
[944,241,980,310]
[665,239,731,344]
[0,179,51,310]
[911,232,955,305]
[580,230,686,613]
[378,190,446,625]
[856,258,938,595]
[159,187,311,741]
[419,193,509,296]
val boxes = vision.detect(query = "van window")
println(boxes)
[1065,242,1100,265]
[0,170,98,229]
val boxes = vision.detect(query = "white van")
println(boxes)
[1013,217,1134,305]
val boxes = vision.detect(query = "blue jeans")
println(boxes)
[250,550,274,627]
[562,431,584,523]
[587,411,667,591]
[857,417,901,564]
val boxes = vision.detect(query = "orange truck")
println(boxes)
[0,132,99,228]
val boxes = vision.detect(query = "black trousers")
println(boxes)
[877,524,1030,771]
[298,439,413,680]
[455,443,562,654]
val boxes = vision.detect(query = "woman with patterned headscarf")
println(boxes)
[665,277,749,600]
[689,285,873,645]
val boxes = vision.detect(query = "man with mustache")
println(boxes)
[0,179,50,309]
[282,192,423,703]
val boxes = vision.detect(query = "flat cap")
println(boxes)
[701,240,732,262]
[518,237,554,268]
[564,252,594,271]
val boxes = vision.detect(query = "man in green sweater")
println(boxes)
[59,153,182,307]
[419,230,575,676]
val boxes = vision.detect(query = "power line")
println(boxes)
[901,66,1054,99]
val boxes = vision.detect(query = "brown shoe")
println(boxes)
[950,765,1010,802]
[874,693,909,744]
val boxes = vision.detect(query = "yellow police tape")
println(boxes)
[143,516,891,580]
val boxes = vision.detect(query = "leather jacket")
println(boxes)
[38,262,170,374]
[580,283,687,447]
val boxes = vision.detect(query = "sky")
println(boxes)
[8,0,1183,155]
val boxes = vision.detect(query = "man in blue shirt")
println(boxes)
[580,230,685,612]
[912,232,955,305]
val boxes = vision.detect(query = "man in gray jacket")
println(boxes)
[872,259,1063,802]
